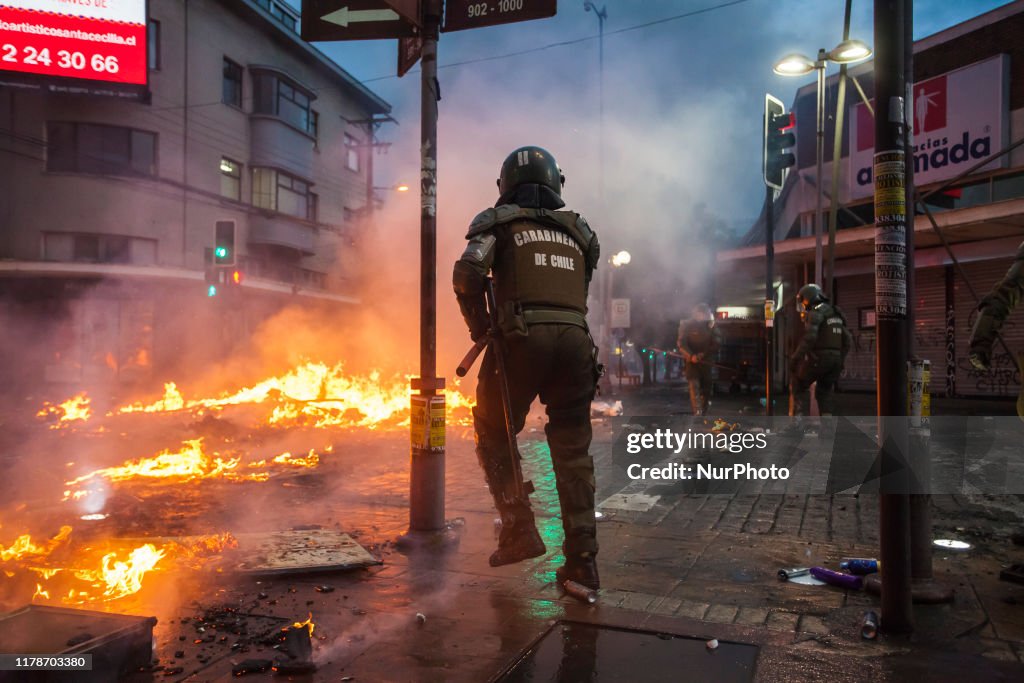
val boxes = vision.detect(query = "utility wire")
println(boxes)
[147,0,757,111]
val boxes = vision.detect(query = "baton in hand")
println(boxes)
[456,339,487,377]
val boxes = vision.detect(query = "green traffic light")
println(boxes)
[207,285,217,297]
[215,246,228,259]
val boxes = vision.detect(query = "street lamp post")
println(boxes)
[601,250,630,395]
[773,39,872,286]
[583,2,607,203]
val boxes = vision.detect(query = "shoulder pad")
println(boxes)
[466,208,497,238]
[575,214,594,244]
[531,209,596,252]
[466,204,524,238]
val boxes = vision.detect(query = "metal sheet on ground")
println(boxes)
[494,621,758,682]
[231,530,381,575]
[598,492,660,512]
[0,605,156,683]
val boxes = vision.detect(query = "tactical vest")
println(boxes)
[493,219,588,316]
[814,304,846,352]
[467,205,596,334]
[681,321,715,354]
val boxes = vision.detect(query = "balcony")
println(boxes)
[248,214,316,255]
[250,116,315,180]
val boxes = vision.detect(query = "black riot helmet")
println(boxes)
[797,283,828,312]
[497,146,565,197]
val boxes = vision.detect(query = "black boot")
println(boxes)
[556,552,600,590]
[489,509,546,567]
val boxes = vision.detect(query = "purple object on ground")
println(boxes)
[810,566,864,590]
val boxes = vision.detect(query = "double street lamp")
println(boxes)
[773,39,872,287]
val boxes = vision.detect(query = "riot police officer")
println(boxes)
[677,303,721,416]
[789,283,853,417]
[969,241,1024,418]
[453,146,602,589]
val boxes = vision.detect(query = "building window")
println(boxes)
[252,167,316,221]
[269,2,297,32]
[220,158,242,200]
[344,134,359,172]
[147,19,160,70]
[252,70,318,137]
[223,58,243,108]
[43,233,157,265]
[47,122,157,177]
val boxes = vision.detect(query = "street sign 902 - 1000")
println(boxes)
[443,0,557,33]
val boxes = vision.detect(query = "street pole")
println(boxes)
[765,186,775,416]
[874,0,914,633]
[825,0,853,299]
[585,3,610,395]
[814,53,826,286]
[408,0,446,534]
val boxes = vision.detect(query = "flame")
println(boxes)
[112,362,474,428]
[292,613,315,637]
[117,382,185,413]
[37,393,91,428]
[33,583,50,601]
[1,526,72,562]
[65,439,257,487]
[63,441,327,500]
[70,544,165,601]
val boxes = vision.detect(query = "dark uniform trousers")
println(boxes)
[789,301,851,417]
[473,323,599,557]
[789,350,843,416]
[678,321,721,416]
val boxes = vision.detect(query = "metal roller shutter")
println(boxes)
[836,273,876,392]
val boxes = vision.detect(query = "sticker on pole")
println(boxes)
[873,150,907,320]
[411,395,445,452]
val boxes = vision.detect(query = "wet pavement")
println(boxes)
[3,384,1024,681]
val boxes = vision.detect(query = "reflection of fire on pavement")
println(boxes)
[3,361,472,611]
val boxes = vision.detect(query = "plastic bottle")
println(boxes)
[809,566,863,590]
[839,558,880,575]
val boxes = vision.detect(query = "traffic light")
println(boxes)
[214,220,236,265]
[763,94,796,190]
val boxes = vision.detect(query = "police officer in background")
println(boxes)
[969,241,1024,418]
[453,146,602,589]
[789,284,853,417]
[677,303,721,416]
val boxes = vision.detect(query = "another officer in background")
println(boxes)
[453,146,602,590]
[677,303,721,416]
[789,284,853,417]
[969,241,1024,418]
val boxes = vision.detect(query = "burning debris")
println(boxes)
[36,393,91,429]
[109,362,474,430]
[1,525,239,606]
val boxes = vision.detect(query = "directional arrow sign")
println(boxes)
[301,0,420,42]
[323,7,399,27]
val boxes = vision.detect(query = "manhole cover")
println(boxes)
[494,621,758,682]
